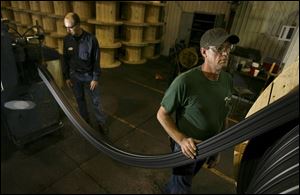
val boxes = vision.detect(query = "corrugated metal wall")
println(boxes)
[162,1,230,55]
[231,1,299,62]
[162,1,299,64]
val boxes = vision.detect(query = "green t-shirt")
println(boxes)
[161,66,233,140]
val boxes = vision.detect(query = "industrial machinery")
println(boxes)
[1,20,63,147]
[168,40,201,85]
[39,55,299,193]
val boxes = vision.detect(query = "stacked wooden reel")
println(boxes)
[50,2,71,54]
[143,2,165,59]
[40,1,58,49]
[88,1,122,68]
[1,1,165,67]
[120,1,149,64]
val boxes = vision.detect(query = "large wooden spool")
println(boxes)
[143,43,161,59]
[143,2,165,59]
[123,22,148,43]
[145,2,165,23]
[120,2,149,64]
[233,59,299,180]
[50,1,70,52]
[143,44,156,59]
[96,1,117,22]
[88,1,122,68]
[72,1,95,34]
[122,46,147,64]
[50,18,66,54]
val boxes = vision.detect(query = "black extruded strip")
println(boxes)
[38,65,299,168]
[248,127,299,191]
[246,125,299,194]
[256,165,299,194]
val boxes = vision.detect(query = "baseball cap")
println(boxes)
[200,28,239,48]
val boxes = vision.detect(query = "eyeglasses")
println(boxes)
[208,44,235,55]
[64,23,78,30]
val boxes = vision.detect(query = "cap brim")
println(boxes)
[213,34,240,47]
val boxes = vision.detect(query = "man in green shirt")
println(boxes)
[157,28,239,193]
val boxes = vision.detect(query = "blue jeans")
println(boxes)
[165,140,206,194]
[70,71,106,126]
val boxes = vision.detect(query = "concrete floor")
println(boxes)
[1,56,245,194]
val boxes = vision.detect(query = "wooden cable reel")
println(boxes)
[178,47,199,69]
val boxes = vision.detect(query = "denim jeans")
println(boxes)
[70,71,106,126]
[165,140,206,194]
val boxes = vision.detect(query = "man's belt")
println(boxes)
[38,65,299,169]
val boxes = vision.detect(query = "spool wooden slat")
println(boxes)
[143,45,155,58]
[1,1,11,7]
[96,26,116,46]
[143,44,160,59]
[124,25,144,43]
[42,16,56,33]
[18,1,30,10]
[88,1,122,68]
[13,11,21,23]
[145,5,160,23]
[121,46,147,64]
[144,26,158,41]
[55,19,66,36]
[19,12,32,26]
[11,2,19,8]
[46,60,64,88]
[44,35,58,48]
[80,23,95,34]
[96,1,116,22]
[72,1,94,20]
[39,1,54,13]
[124,2,146,23]
[57,39,64,54]
[29,1,40,11]
[53,2,71,16]
[100,49,121,68]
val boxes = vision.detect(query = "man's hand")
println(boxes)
[179,138,201,159]
[66,79,73,88]
[206,153,221,168]
[90,80,98,91]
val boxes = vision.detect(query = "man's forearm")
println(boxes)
[157,107,186,144]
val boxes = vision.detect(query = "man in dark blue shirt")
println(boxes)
[62,12,107,134]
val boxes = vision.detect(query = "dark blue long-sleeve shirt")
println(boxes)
[62,30,101,81]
